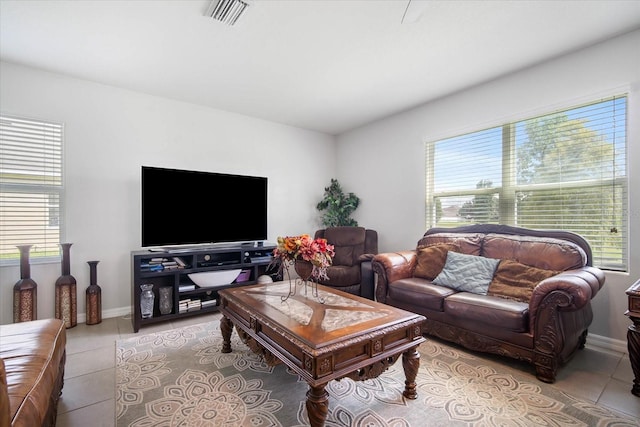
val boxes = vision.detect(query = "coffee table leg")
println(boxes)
[402,345,420,399]
[306,383,329,427]
[220,315,233,354]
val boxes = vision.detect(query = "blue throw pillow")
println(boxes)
[432,251,500,295]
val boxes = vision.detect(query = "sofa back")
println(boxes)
[315,227,378,267]
[482,234,586,270]
[324,226,366,266]
[417,225,590,271]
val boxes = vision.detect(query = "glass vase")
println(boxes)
[140,284,155,319]
[159,286,173,315]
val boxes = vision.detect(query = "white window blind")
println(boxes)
[426,95,627,271]
[0,115,64,262]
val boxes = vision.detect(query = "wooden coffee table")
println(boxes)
[219,281,426,427]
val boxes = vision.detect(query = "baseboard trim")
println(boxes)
[77,306,131,324]
[586,333,628,355]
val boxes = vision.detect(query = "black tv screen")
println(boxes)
[141,166,267,248]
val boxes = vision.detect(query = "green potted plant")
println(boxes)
[316,179,360,227]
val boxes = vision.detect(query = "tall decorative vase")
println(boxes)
[140,284,155,319]
[13,245,37,323]
[86,261,102,325]
[55,243,77,328]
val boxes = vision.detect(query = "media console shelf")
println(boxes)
[131,244,276,332]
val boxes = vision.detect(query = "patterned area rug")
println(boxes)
[116,316,637,427]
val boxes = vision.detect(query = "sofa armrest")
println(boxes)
[372,251,417,303]
[358,253,376,263]
[529,267,606,332]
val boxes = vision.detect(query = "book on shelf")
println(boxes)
[179,298,202,313]
[142,259,183,271]
[140,263,164,272]
[179,284,196,292]
[173,257,188,268]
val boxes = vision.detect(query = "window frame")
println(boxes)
[426,95,628,272]
[0,114,65,265]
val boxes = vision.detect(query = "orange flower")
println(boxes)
[283,236,300,253]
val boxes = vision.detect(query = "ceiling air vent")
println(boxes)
[205,0,250,26]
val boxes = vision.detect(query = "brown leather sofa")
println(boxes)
[0,318,67,427]
[372,224,605,383]
[314,226,378,299]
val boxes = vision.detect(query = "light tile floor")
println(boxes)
[55,314,640,426]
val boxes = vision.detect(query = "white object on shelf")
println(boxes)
[257,275,273,284]
[188,269,242,288]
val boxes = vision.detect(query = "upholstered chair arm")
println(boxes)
[359,260,375,300]
[372,251,417,303]
[529,267,606,332]
[358,253,375,263]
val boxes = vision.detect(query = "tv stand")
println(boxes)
[166,247,206,254]
[131,243,276,332]
[152,241,269,254]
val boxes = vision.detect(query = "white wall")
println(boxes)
[1,30,638,346]
[337,29,640,345]
[0,61,336,325]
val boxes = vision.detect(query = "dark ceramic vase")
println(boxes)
[86,261,102,325]
[13,244,37,323]
[55,243,77,328]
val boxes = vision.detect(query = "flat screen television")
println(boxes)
[141,166,267,248]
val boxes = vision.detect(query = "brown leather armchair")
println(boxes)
[314,226,378,299]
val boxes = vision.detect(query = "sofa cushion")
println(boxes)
[444,292,530,332]
[414,243,459,280]
[433,252,500,295]
[333,246,355,266]
[388,277,457,312]
[417,232,483,255]
[325,227,366,267]
[318,264,360,287]
[488,259,559,303]
[482,234,586,271]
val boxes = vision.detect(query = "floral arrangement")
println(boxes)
[271,234,335,280]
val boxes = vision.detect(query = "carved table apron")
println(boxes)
[219,281,426,427]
